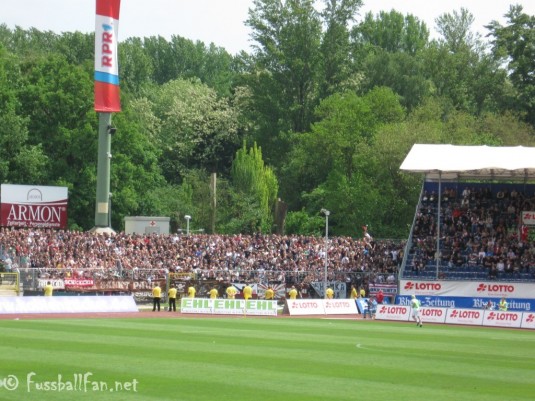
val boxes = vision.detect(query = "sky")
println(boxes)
[3,1,535,55]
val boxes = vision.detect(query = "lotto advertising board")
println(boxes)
[419,307,448,324]
[521,313,535,329]
[482,310,523,328]
[375,305,535,329]
[324,299,359,315]
[374,305,411,321]
[400,279,535,299]
[1,184,68,229]
[285,299,358,316]
[444,308,485,326]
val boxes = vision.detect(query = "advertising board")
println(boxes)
[180,299,278,316]
[1,184,68,229]
[400,280,535,299]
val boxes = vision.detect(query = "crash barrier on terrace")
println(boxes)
[0,295,138,314]
[16,268,397,303]
[0,272,20,296]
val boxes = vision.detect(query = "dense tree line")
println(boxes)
[0,1,534,237]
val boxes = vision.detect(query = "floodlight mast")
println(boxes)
[321,209,330,298]
[184,215,191,235]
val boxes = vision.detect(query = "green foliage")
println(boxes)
[359,50,431,111]
[245,0,324,163]
[230,141,279,233]
[141,35,235,96]
[285,209,324,235]
[487,5,535,126]
[152,78,241,182]
[119,37,155,95]
[1,13,534,235]
[352,10,432,111]
[319,0,363,98]
[352,10,429,55]
[282,88,402,213]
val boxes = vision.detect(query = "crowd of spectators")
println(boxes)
[0,228,403,289]
[408,185,535,281]
[3,185,534,287]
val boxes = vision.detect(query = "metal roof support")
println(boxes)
[436,171,442,280]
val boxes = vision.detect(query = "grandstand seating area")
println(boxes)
[0,229,402,290]
[2,182,535,290]
[402,183,535,282]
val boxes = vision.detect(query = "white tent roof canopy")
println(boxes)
[400,144,535,180]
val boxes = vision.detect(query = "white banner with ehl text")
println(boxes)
[180,298,277,316]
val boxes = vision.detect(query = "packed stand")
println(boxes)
[0,228,404,289]
[406,185,535,281]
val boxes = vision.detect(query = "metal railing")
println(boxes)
[17,267,396,294]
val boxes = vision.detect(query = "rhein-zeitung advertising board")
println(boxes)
[1,184,68,229]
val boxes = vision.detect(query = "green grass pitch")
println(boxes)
[0,317,534,401]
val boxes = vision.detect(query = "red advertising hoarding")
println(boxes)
[1,184,68,229]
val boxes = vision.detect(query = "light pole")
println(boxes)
[184,215,191,235]
[321,209,330,299]
[108,192,112,229]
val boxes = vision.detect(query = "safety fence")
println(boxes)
[16,268,397,303]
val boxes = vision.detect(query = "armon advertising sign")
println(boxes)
[1,184,68,229]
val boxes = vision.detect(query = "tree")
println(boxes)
[281,87,404,226]
[435,8,480,53]
[352,10,429,55]
[229,142,278,233]
[283,91,375,206]
[0,111,48,184]
[360,50,431,111]
[119,37,155,95]
[319,0,363,98]
[151,78,241,182]
[352,10,431,110]
[0,26,58,57]
[54,31,94,66]
[487,5,535,126]
[422,9,508,116]
[245,0,323,162]
[16,55,96,181]
[140,35,235,96]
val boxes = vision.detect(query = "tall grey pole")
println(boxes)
[185,215,191,235]
[94,112,113,229]
[436,172,442,279]
[321,209,330,298]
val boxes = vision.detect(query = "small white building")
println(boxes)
[124,216,170,235]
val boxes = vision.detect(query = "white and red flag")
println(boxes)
[94,0,121,112]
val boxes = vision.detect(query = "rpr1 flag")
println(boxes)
[94,0,121,112]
